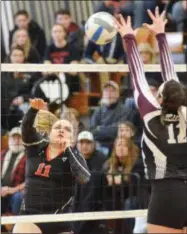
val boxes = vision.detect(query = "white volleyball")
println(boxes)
[85,12,117,45]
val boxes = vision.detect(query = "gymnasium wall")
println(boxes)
[1,0,98,53]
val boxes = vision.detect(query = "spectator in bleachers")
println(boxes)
[73,131,107,234]
[44,24,81,64]
[90,81,135,156]
[43,24,82,93]
[117,122,144,177]
[55,9,84,57]
[103,137,139,233]
[61,108,86,138]
[104,137,139,186]
[94,0,156,28]
[171,0,187,31]
[1,46,41,130]
[10,29,40,63]
[84,33,126,64]
[77,131,106,171]
[117,121,142,147]
[9,10,46,58]
[60,108,86,147]
[1,127,26,216]
[118,121,136,140]
[138,42,155,64]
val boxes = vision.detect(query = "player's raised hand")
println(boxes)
[29,98,48,110]
[115,14,135,38]
[143,6,168,35]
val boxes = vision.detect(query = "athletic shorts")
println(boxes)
[148,179,187,229]
[19,210,74,234]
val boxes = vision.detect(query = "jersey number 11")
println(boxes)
[167,123,187,144]
[35,163,51,177]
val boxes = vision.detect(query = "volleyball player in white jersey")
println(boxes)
[116,7,187,234]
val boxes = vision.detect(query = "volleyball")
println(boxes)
[85,12,117,45]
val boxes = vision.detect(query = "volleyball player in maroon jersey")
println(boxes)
[116,7,187,234]
[13,98,90,234]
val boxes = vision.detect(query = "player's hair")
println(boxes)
[34,110,58,135]
[55,9,71,18]
[11,29,31,60]
[160,80,186,124]
[108,137,139,181]
[14,10,29,19]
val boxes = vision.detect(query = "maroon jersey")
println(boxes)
[123,33,187,180]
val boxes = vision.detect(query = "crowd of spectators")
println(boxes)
[1,1,187,233]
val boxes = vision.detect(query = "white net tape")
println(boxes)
[1,63,187,72]
[1,210,148,224]
[1,63,185,226]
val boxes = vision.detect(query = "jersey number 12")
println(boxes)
[167,123,187,144]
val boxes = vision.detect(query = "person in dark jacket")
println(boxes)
[9,10,46,58]
[77,131,107,171]
[73,131,107,234]
[90,81,135,155]
[1,46,41,131]
[12,98,90,234]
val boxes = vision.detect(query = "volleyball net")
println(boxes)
[1,63,187,72]
[1,63,186,232]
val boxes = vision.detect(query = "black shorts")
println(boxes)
[148,179,187,229]
[19,210,73,234]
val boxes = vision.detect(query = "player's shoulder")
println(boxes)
[24,139,49,157]
[143,109,161,125]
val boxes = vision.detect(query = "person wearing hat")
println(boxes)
[73,131,107,234]
[77,131,106,171]
[1,127,26,217]
[90,80,134,156]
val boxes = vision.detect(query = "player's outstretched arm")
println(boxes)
[21,98,47,146]
[116,15,160,118]
[144,6,179,82]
